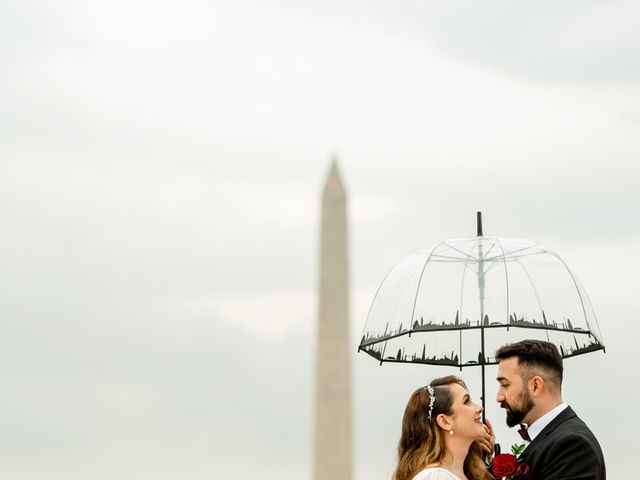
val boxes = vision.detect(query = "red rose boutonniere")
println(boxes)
[490,444,529,479]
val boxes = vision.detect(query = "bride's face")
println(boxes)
[447,383,485,439]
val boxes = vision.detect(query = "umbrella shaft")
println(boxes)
[481,325,486,421]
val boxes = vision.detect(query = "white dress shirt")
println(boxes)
[524,402,569,444]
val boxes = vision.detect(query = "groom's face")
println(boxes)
[496,356,535,427]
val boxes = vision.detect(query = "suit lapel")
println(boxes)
[519,406,576,462]
[531,406,576,445]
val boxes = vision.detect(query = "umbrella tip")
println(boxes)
[477,211,483,237]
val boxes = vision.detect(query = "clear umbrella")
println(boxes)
[358,213,605,412]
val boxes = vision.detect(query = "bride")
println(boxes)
[393,375,493,480]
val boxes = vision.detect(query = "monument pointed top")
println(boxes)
[323,154,346,197]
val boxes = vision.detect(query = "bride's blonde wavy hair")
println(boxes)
[392,375,491,480]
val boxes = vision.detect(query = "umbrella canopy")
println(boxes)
[359,223,605,368]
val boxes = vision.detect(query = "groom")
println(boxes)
[494,339,605,479]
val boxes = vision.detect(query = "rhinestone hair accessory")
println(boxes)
[425,384,436,421]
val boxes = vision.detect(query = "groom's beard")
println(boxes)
[501,389,534,427]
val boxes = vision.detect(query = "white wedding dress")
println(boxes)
[410,467,462,480]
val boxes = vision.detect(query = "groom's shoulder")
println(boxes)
[557,408,596,434]
[543,407,602,450]
[527,409,606,480]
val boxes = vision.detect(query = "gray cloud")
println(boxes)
[411,1,640,84]
[0,293,313,478]
[281,0,640,85]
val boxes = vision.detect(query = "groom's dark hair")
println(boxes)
[496,339,563,387]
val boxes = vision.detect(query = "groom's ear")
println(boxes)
[528,375,545,397]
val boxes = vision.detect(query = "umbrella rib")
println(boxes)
[494,236,511,330]
[441,242,478,261]
[428,254,476,262]
[458,261,467,366]
[547,249,591,330]
[483,246,546,262]
[362,251,419,340]
[511,254,548,339]
[481,241,497,259]
[481,261,501,275]
[573,274,604,343]
[409,242,443,334]
[429,255,508,264]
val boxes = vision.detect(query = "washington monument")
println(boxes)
[313,159,352,480]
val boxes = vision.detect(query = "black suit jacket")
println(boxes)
[518,406,606,480]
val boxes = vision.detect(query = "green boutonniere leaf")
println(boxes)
[511,443,526,456]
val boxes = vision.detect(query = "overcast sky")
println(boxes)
[2,1,639,479]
